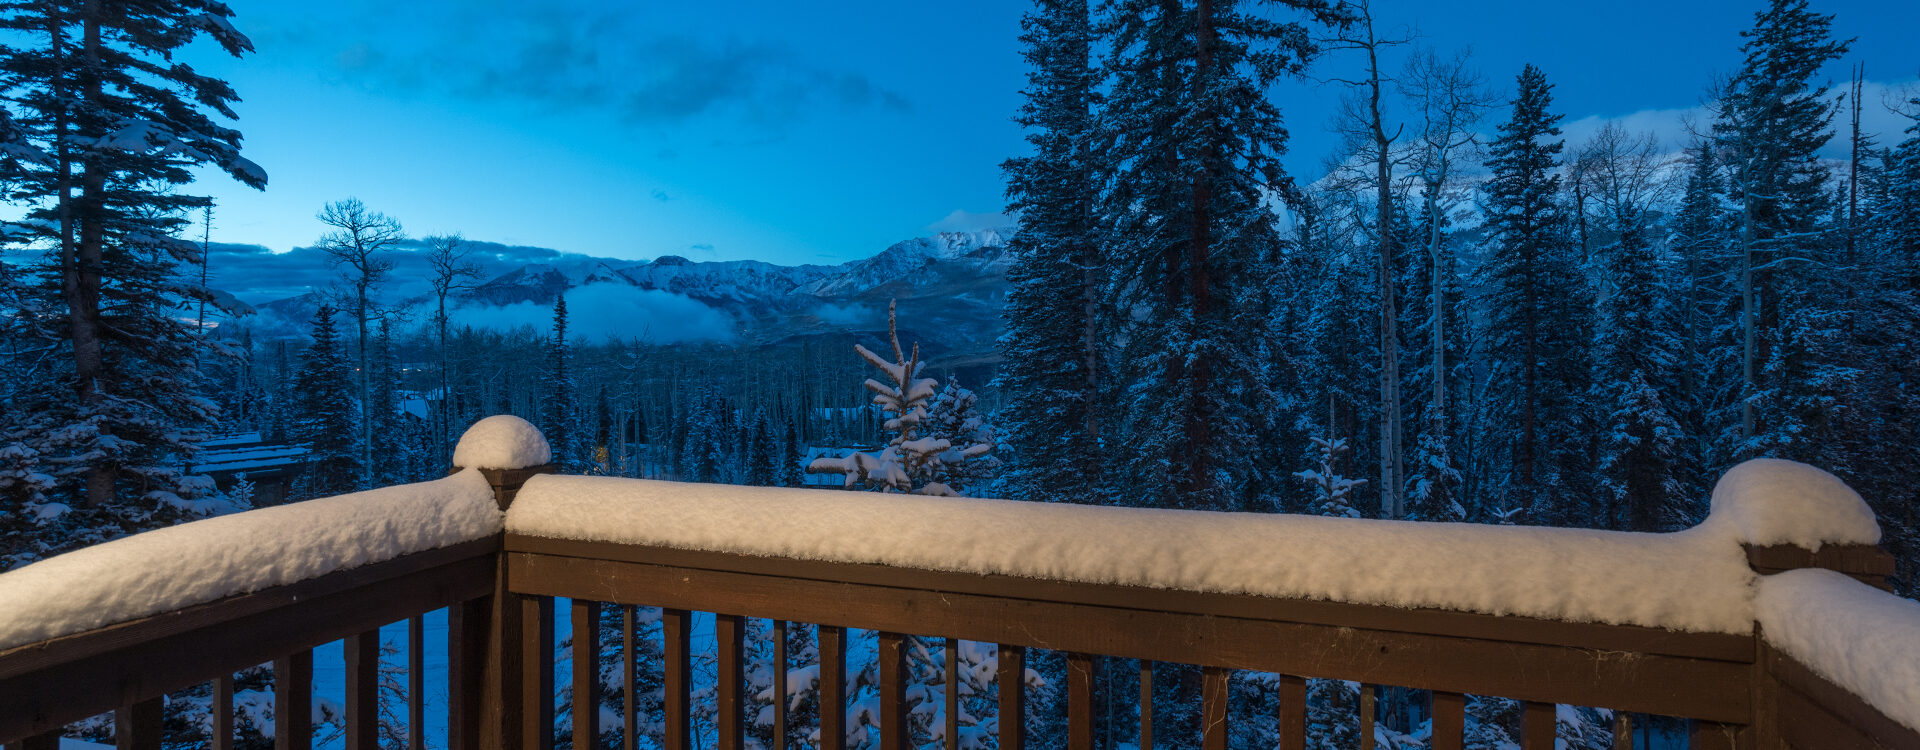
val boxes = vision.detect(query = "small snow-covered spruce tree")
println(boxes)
[924,378,999,497]
[1294,436,1366,519]
[807,300,954,495]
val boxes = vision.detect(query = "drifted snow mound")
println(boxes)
[1708,458,1879,549]
[508,476,1761,633]
[0,470,500,653]
[452,415,551,470]
[1757,570,1920,732]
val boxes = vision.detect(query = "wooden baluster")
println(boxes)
[1276,675,1305,750]
[819,625,847,750]
[1139,662,1154,750]
[346,630,380,750]
[1521,701,1556,749]
[998,644,1025,750]
[213,674,234,750]
[624,607,639,750]
[574,600,603,750]
[663,608,692,750]
[1431,692,1464,750]
[523,596,556,750]
[1358,683,1376,750]
[5,731,60,750]
[878,632,906,750]
[944,639,959,750]
[717,614,746,750]
[408,615,425,750]
[1200,667,1228,750]
[773,621,789,750]
[1611,712,1633,750]
[114,697,161,750]
[448,597,491,750]
[275,650,314,750]
[1068,653,1094,750]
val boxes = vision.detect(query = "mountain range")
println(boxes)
[226,229,1015,360]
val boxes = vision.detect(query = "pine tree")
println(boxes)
[1477,64,1593,526]
[1584,125,1686,531]
[999,0,1107,506]
[746,412,776,487]
[1668,142,1739,511]
[0,0,262,513]
[924,379,1000,497]
[1712,0,1849,456]
[1294,436,1366,519]
[807,301,953,495]
[780,418,806,487]
[1101,0,1344,513]
[540,293,577,471]
[290,305,358,498]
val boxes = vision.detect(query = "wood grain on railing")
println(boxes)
[1067,652,1094,750]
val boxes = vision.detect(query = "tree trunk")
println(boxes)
[71,3,114,507]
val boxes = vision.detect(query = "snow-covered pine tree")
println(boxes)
[1711,0,1848,457]
[1583,124,1686,532]
[1667,141,1740,511]
[747,411,777,487]
[1476,64,1594,526]
[924,378,1000,497]
[291,305,359,499]
[999,0,1108,506]
[807,301,954,495]
[540,293,579,471]
[780,418,806,487]
[1295,435,1366,519]
[1100,0,1345,513]
[0,0,262,519]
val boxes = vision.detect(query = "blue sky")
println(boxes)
[185,0,1919,267]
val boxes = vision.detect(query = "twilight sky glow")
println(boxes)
[182,0,1920,266]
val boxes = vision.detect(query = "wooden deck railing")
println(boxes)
[2,463,1917,750]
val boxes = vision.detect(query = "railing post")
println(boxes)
[451,415,558,750]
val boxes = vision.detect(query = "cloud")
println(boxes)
[651,189,672,202]
[1560,78,1919,156]
[303,4,910,129]
[451,283,736,344]
[925,209,1016,234]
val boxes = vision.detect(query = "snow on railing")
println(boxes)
[1759,569,1920,733]
[0,416,551,653]
[505,457,1882,637]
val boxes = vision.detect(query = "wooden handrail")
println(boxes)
[2,459,1918,750]
[0,535,498,743]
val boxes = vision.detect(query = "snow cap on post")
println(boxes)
[1709,458,1879,549]
[453,415,552,470]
